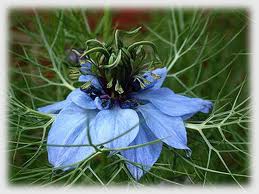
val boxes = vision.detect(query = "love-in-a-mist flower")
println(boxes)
[38,27,212,180]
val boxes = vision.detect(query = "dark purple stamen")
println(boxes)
[80,85,102,100]
[120,99,139,109]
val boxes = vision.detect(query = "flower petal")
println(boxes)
[94,97,112,110]
[138,103,189,150]
[37,88,96,113]
[90,106,139,149]
[121,119,162,180]
[47,103,97,168]
[134,87,212,117]
[38,100,69,114]
[81,62,92,67]
[79,75,101,89]
[68,88,96,110]
[143,67,167,89]
[80,61,92,74]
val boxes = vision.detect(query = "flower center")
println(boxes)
[68,27,162,110]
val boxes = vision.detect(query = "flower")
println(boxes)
[38,28,212,180]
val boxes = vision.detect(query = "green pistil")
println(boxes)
[70,27,162,98]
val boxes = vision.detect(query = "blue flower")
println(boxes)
[38,66,212,180]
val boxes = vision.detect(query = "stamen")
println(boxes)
[107,78,114,89]
[80,81,92,90]
[120,99,139,109]
[151,73,161,80]
[115,80,124,94]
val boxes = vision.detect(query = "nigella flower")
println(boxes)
[38,27,212,180]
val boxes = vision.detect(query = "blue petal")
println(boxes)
[68,88,96,110]
[38,100,69,114]
[79,75,101,89]
[143,67,167,89]
[94,97,103,110]
[94,97,112,110]
[121,119,162,180]
[134,87,212,118]
[80,62,92,74]
[90,106,139,149]
[47,103,98,168]
[81,61,92,68]
[80,67,91,75]
[138,103,189,150]
[38,88,96,113]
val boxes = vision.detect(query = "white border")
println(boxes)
[1,0,258,194]
[1,0,257,8]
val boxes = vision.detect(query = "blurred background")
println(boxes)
[8,8,249,186]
